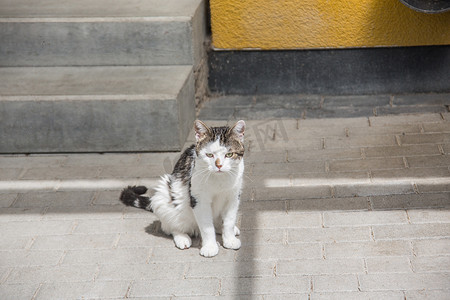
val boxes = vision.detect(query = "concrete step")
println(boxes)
[0,0,206,67]
[0,66,195,153]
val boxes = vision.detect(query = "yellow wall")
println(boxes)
[210,0,450,50]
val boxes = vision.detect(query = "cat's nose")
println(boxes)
[215,158,222,169]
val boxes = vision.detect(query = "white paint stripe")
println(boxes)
[0,177,447,192]
[0,179,159,192]
[264,177,450,188]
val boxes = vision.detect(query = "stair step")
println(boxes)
[0,66,195,153]
[0,0,206,67]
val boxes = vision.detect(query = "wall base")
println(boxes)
[209,46,450,95]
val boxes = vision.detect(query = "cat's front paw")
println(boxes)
[200,242,219,257]
[223,236,241,250]
[173,234,192,250]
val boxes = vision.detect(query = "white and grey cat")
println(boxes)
[120,120,245,257]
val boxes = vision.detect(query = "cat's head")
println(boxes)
[194,120,245,174]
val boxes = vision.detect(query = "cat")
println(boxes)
[120,120,245,257]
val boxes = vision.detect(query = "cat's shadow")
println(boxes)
[145,220,227,250]
[144,221,203,249]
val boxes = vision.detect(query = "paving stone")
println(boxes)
[411,256,450,273]
[323,95,390,108]
[0,284,40,300]
[407,155,450,168]
[0,155,67,168]
[234,107,305,120]
[251,139,322,153]
[0,207,45,222]
[252,161,326,175]
[5,265,98,284]
[405,289,450,300]
[255,94,322,109]
[365,256,412,273]
[287,148,363,162]
[371,167,450,180]
[73,218,157,234]
[416,181,450,193]
[371,193,450,210]
[423,122,450,133]
[43,205,124,220]
[129,278,220,297]
[21,166,101,180]
[324,241,412,258]
[239,229,284,245]
[197,107,236,120]
[0,236,32,250]
[0,250,63,267]
[325,135,397,149]
[400,133,450,145]
[220,276,311,295]
[35,281,130,300]
[239,199,286,212]
[62,153,140,167]
[305,106,375,119]
[0,193,17,207]
[245,150,288,163]
[253,186,333,201]
[334,181,414,198]
[349,123,422,137]
[288,227,372,244]
[97,263,186,281]
[98,165,166,179]
[312,275,359,292]
[62,248,151,266]
[117,231,177,249]
[289,197,370,212]
[13,191,94,208]
[412,239,450,256]
[323,210,408,227]
[277,258,364,275]
[373,223,450,240]
[241,211,322,229]
[1,220,74,237]
[309,291,405,300]
[363,144,441,158]
[359,273,450,291]
[31,234,118,250]
[368,113,443,127]
[328,157,405,172]
[0,168,23,180]
[392,93,450,106]
[377,105,447,115]
[407,209,450,224]
[292,171,370,184]
[235,244,322,261]
[186,261,275,278]
[264,294,309,300]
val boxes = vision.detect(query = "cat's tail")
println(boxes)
[119,186,153,212]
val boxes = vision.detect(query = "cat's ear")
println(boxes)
[230,120,245,142]
[194,120,211,142]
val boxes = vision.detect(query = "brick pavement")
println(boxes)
[0,107,450,299]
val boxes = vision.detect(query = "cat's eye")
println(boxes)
[205,153,214,158]
[225,153,234,158]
